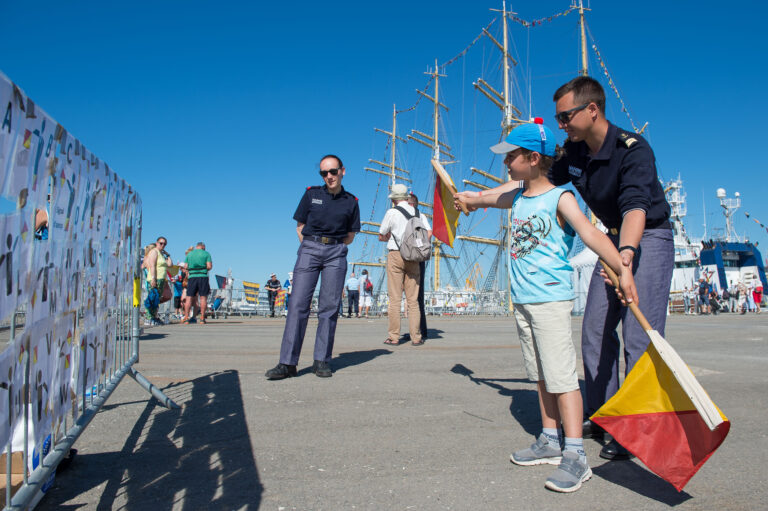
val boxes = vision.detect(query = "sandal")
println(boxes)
[411,340,425,346]
[383,339,398,345]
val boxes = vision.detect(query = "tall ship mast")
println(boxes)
[351,1,653,313]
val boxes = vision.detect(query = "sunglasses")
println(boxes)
[319,168,340,177]
[554,103,589,124]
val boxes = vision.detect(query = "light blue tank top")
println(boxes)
[509,187,575,304]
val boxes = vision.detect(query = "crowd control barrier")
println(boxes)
[0,71,177,509]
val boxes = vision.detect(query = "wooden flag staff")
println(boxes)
[599,260,724,431]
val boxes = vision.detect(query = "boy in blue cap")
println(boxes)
[458,120,638,492]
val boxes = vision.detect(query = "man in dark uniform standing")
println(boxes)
[265,272,282,317]
[265,154,360,379]
[549,76,673,459]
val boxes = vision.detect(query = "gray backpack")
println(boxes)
[393,206,431,262]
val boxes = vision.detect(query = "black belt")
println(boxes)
[306,235,342,245]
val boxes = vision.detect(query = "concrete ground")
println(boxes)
[36,313,767,510]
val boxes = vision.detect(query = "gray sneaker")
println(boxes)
[544,451,592,493]
[510,434,562,466]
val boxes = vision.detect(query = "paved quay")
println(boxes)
[37,313,767,510]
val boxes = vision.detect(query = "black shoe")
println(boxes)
[599,438,634,460]
[312,360,332,378]
[582,419,604,440]
[265,363,297,380]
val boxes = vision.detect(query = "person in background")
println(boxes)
[359,269,373,318]
[183,242,212,325]
[746,277,756,312]
[737,280,748,314]
[378,183,432,346]
[345,271,360,318]
[172,268,185,319]
[697,277,710,315]
[727,280,738,313]
[408,193,429,341]
[266,272,282,318]
[144,237,172,325]
[283,272,293,313]
[753,280,763,314]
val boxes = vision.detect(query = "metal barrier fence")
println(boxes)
[0,72,176,509]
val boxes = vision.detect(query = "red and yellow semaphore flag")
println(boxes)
[432,174,460,247]
[591,340,730,491]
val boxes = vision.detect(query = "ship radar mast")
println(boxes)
[716,188,741,242]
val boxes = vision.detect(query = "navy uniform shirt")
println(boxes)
[549,122,671,231]
[293,185,361,239]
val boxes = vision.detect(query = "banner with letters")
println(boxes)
[0,70,141,450]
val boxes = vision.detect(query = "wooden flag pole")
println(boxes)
[431,159,469,216]
[599,259,724,431]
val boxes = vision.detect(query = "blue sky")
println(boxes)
[2,1,766,287]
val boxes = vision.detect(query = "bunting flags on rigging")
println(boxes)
[509,7,574,28]
[745,212,768,234]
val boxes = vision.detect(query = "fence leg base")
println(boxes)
[128,367,180,409]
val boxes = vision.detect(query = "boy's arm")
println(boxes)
[454,182,521,212]
[557,192,638,305]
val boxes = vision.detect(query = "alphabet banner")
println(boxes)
[0,70,141,450]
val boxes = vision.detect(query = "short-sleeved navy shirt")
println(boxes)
[293,185,361,239]
[548,122,671,231]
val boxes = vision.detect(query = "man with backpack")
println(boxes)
[378,184,432,346]
[359,269,373,318]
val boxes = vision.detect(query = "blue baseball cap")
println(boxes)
[490,119,557,157]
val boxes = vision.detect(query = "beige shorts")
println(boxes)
[513,300,579,394]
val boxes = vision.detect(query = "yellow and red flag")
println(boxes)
[432,174,460,247]
[275,289,286,308]
[591,340,730,491]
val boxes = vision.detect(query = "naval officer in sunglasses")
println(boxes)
[266,154,360,380]
[549,76,673,461]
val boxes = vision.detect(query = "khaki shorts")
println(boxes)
[359,294,372,307]
[513,300,579,394]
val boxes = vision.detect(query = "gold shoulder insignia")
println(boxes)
[623,137,638,148]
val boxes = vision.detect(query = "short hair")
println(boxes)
[196,241,205,248]
[408,193,419,205]
[518,147,561,171]
[319,154,343,168]
[156,236,167,243]
[553,76,606,114]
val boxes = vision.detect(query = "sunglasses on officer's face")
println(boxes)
[554,103,589,124]
[319,168,340,177]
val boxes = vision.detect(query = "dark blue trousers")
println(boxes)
[418,261,427,337]
[279,240,347,365]
[582,228,674,416]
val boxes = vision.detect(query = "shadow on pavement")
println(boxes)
[296,348,393,376]
[39,370,262,510]
[592,460,692,506]
[140,332,168,341]
[450,363,539,436]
